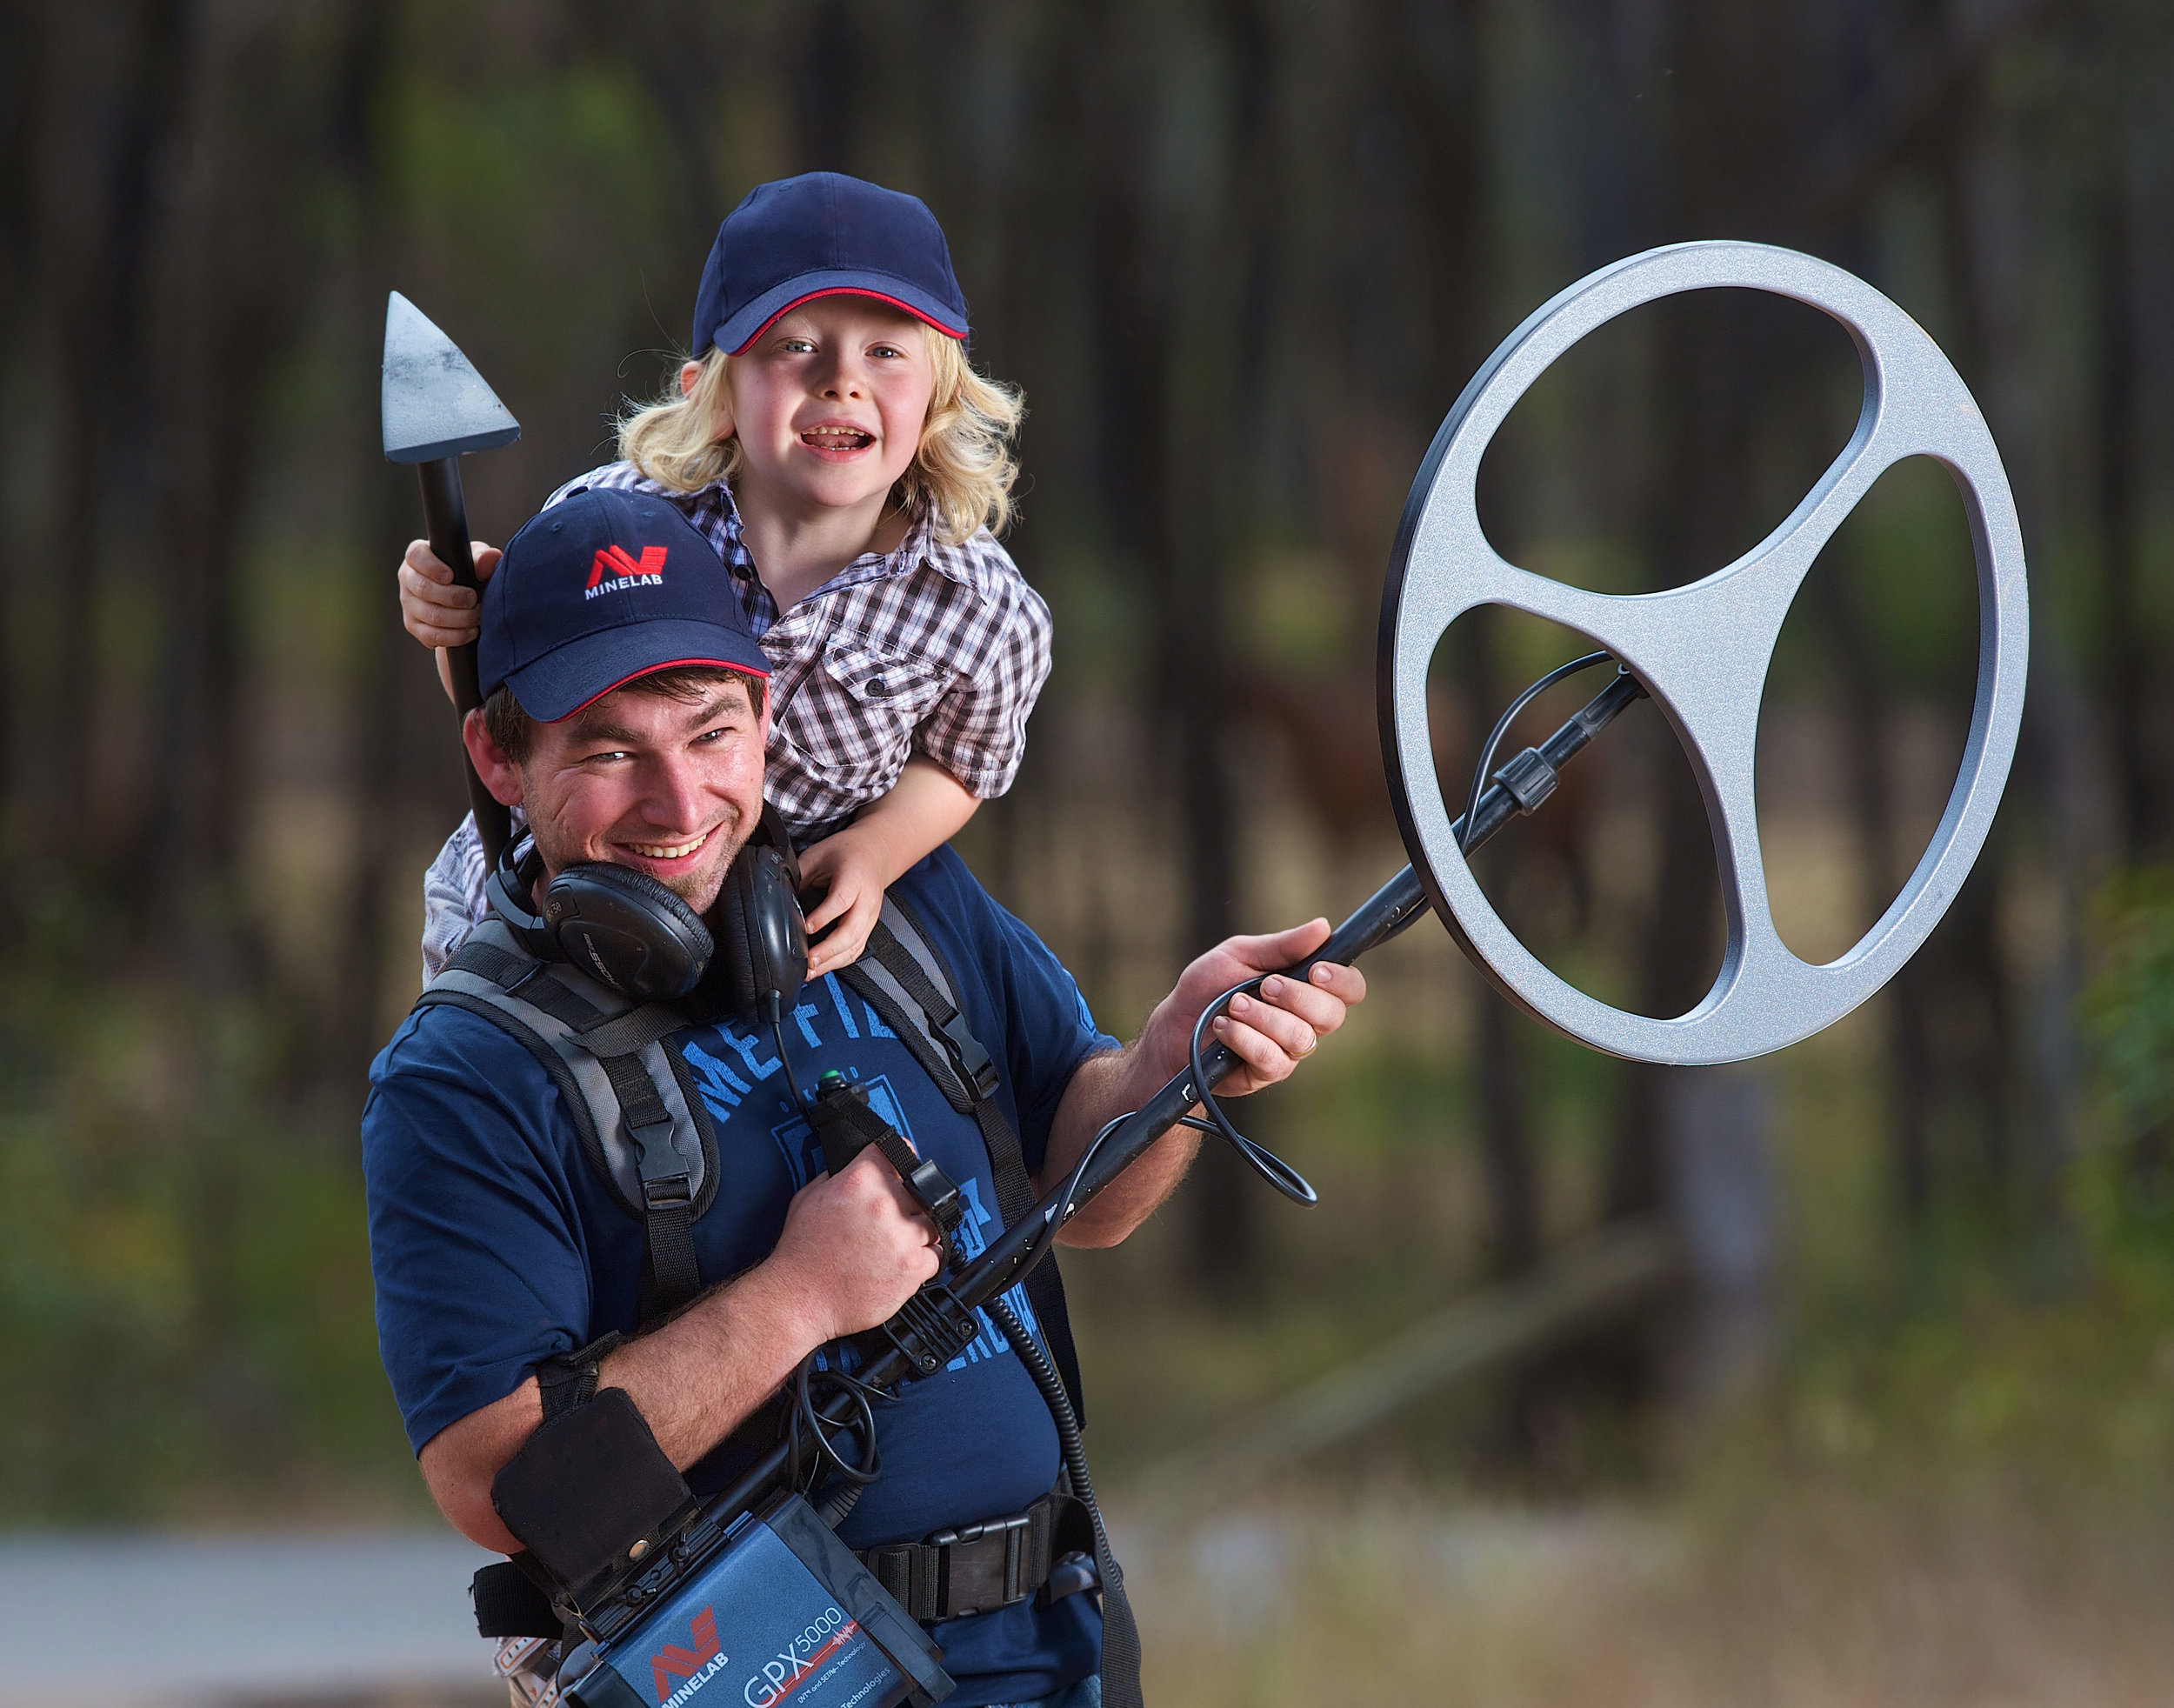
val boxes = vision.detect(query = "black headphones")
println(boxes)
[486,804,809,1016]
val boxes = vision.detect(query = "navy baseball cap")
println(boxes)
[691,171,969,358]
[478,487,770,723]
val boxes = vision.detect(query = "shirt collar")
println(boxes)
[720,486,957,600]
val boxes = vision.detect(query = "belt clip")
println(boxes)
[926,1509,1035,1614]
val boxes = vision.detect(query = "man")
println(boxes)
[362,487,1366,1708]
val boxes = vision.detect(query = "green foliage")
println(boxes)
[0,902,420,1523]
[2083,868,2174,1153]
[1755,1226,2174,1512]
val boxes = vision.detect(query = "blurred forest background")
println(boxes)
[6,0,2174,1700]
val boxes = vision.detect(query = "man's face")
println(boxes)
[724,297,937,520]
[497,677,765,917]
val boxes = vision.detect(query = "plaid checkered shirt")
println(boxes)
[418,462,1052,980]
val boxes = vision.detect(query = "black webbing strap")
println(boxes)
[972,1099,1086,1423]
[443,941,607,1034]
[857,1493,1092,1623]
[443,937,528,987]
[862,918,1000,1105]
[805,1076,966,1257]
[855,912,1087,1424]
[1094,1532,1144,1708]
[575,1003,690,1059]
[807,1078,921,1179]
[555,1004,705,1324]
[536,1331,627,1422]
[595,1050,701,1319]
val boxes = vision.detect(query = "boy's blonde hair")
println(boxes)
[617,329,1024,545]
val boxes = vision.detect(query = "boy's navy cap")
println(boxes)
[478,487,770,724]
[693,171,969,358]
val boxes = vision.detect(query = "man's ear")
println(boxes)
[463,709,526,807]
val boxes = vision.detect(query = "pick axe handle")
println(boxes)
[416,457,513,869]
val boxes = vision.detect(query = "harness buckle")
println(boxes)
[630,1118,687,1204]
[934,1011,1001,1103]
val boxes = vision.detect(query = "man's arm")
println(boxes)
[419,1149,940,1554]
[1039,917,1366,1249]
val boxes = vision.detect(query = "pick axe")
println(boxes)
[381,291,521,868]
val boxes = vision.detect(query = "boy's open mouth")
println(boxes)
[801,425,875,451]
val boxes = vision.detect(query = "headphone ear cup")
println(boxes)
[758,801,804,892]
[544,864,715,1003]
[486,837,559,963]
[713,869,758,1019]
[717,843,810,1020]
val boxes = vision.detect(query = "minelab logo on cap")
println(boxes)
[650,1605,725,1705]
[588,543,668,599]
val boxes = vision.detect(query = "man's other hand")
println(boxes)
[766,1147,942,1343]
[1144,917,1367,1098]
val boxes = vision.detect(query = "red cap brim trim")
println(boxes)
[547,657,772,724]
[728,288,966,355]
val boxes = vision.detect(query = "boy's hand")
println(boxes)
[797,827,891,979]
[398,538,498,650]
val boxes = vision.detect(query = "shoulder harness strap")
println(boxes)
[840,896,1088,1423]
[415,918,716,1321]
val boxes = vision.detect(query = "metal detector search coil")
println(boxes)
[1380,240,2030,1064]
[562,1493,952,1708]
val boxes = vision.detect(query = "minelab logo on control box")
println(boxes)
[650,1605,725,1706]
[588,543,667,598]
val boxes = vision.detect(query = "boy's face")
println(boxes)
[717,297,938,521]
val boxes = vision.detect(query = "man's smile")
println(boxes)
[617,827,715,864]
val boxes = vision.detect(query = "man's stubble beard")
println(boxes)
[524,796,752,921]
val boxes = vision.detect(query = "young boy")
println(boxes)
[399,171,1047,980]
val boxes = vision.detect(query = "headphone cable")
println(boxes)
[768,995,816,1122]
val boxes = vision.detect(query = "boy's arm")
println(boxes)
[801,757,979,977]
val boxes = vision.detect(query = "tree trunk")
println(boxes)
[2097,150,2163,862]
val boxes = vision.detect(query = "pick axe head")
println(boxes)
[381,290,521,464]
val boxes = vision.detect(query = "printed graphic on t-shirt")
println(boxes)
[677,973,1038,1375]
[676,977,896,1120]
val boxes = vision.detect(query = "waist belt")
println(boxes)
[857,1493,1099,1622]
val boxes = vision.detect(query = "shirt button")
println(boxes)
[869,677,888,696]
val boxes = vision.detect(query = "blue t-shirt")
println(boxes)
[362,848,1117,1705]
